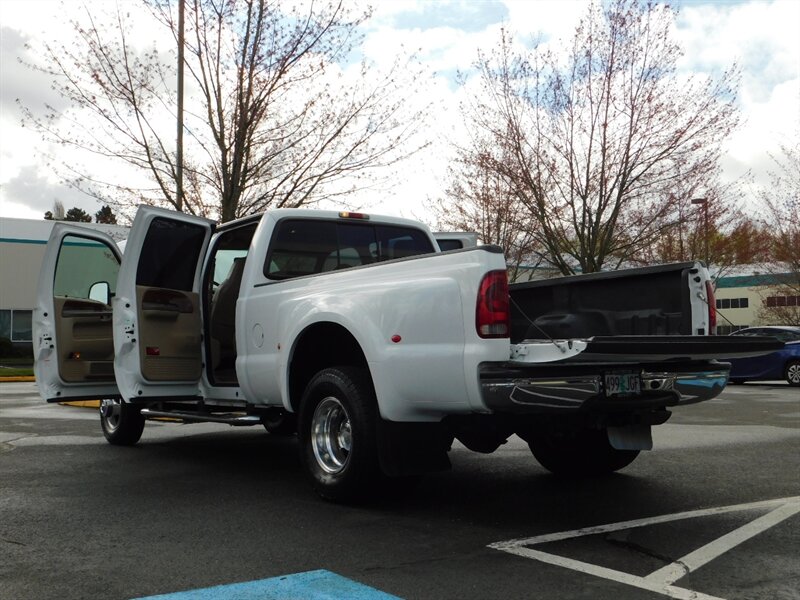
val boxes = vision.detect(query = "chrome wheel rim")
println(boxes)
[100,398,123,432]
[788,363,800,385]
[311,397,352,474]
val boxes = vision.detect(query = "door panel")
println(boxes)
[113,207,214,400]
[34,226,121,402]
[55,297,114,383]
[137,286,202,381]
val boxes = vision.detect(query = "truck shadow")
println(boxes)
[110,426,692,537]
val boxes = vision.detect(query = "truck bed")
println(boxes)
[509,262,701,342]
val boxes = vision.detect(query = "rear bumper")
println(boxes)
[479,361,730,414]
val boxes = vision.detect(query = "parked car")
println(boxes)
[727,326,800,386]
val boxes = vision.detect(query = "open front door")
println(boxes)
[34,225,122,402]
[113,207,214,401]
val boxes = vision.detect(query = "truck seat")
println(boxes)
[211,257,246,366]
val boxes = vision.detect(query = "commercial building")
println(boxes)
[0,217,129,352]
[713,267,798,334]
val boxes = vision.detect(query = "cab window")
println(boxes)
[136,218,207,291]
[265,220,435,280]
[54,235,119,301]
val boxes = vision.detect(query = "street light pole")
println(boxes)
[691,198,709,266]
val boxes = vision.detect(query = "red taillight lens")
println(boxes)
[705,281,716,334]
[476,270,510,338]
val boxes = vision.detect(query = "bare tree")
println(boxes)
[758,140,800,325]
[433,141,543,282]
[635,176,771,282]
[453,0,740,274]
[20,0,425,222]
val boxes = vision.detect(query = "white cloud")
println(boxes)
[674,0,800,195]
[504,0,589,42]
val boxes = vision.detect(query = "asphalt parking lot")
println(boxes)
[1,381,798,600]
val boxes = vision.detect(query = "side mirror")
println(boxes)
[88,281,111,305]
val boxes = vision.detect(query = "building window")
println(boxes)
[765,295,799,307]
[11,310,32,342]
[716,298,748,309]
[0,310,32,342]
[0,310,10,339]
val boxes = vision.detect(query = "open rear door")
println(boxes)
[113,207,214,402]
[34,225,122,402]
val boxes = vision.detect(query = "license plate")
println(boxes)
[604,372,640,396]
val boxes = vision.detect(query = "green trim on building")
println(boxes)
[0,238,47,245]
[716,273,795,288]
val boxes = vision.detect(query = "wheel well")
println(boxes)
[288,322,369,412]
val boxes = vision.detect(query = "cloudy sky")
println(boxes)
[0,0,798,225]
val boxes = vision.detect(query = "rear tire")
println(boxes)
[786,360,800,386]
[298,367,381,502]
[528,426,639,476]
[100,399,145,446]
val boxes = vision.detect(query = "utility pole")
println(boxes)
[176,0,185,212]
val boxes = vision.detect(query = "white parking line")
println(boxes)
[643,501,800,586]
[489,496,800,600]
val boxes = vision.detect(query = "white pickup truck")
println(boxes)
[33,207,780,501]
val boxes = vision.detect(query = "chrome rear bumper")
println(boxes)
[479,364,730,413]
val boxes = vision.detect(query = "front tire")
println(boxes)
[528,426,639,476]
[100,398,145,446]
[785,360,800,386]
[298,367,381,502]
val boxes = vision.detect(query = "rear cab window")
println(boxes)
[265,219,435,280]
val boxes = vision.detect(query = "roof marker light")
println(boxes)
[339,211,370,220]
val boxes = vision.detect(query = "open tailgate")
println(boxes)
[511,335,784,364]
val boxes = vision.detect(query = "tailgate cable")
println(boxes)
[509,296,572,354]
[696,288,737,327]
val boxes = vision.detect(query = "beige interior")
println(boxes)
[209,257,246,380]
[136,285,202,382]
[55,297,114,383]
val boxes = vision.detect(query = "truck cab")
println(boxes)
[35,207,445,407]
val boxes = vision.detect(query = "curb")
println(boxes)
[60,400,101,408]
[0,377,99,409]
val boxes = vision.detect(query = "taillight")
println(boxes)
[476,270,510,338]
[705,281,717,334]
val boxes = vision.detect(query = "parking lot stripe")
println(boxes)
[489,496,800,547]
[644,499,800,585]
[489,496,800,600]
[134,569,400,600]
[501,546,725,600]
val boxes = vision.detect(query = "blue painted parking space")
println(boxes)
[135,569,400,600]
